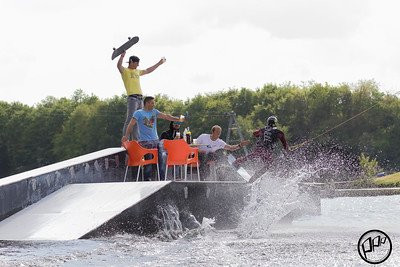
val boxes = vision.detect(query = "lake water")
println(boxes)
[1,192,399,266]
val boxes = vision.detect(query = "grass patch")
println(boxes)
[352,178,375,188]
[373,172,400,187]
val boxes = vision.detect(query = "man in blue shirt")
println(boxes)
[122,96,184,180]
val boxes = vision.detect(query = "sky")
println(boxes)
[1,0,400,106]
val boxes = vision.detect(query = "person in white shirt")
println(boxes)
[196,125,249,179]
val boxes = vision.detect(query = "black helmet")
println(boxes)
[267,115,278,126]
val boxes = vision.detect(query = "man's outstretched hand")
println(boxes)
[240,140,251,147]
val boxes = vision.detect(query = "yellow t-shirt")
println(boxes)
[121,68,145,95]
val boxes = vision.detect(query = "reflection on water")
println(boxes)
[1,195,399,266]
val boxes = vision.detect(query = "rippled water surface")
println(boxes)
[1,194,399,266]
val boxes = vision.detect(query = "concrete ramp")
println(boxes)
[0,182,170,241]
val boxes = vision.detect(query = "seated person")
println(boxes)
[160,121,182,140]
[196,125,249,179]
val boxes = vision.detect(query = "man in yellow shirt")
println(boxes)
[118,51,166,140]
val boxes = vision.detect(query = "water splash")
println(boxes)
[236,149,358,238]
[153,203,184,240]
[237,169,310,238]
[153,202,216,241]
[201,217,216,233]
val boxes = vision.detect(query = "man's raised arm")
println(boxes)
[142,58,166,75]
[117,51,126,74]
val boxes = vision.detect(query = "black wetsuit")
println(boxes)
[234,126,288,166]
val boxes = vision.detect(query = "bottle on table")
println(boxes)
[186,127,192,144]
[183,127,188,143]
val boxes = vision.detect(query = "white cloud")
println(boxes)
[188,0,370,39]
[1,0,400,105]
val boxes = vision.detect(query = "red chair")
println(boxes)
[187,149,200,180]
[163,139,200,181]
[122,141,160,182]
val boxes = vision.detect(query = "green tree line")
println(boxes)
[1,81,399,178]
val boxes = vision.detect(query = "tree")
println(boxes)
[2,81,400,177]
[359,153,381,179]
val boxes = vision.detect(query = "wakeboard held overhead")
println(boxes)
[111,36,139,60]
